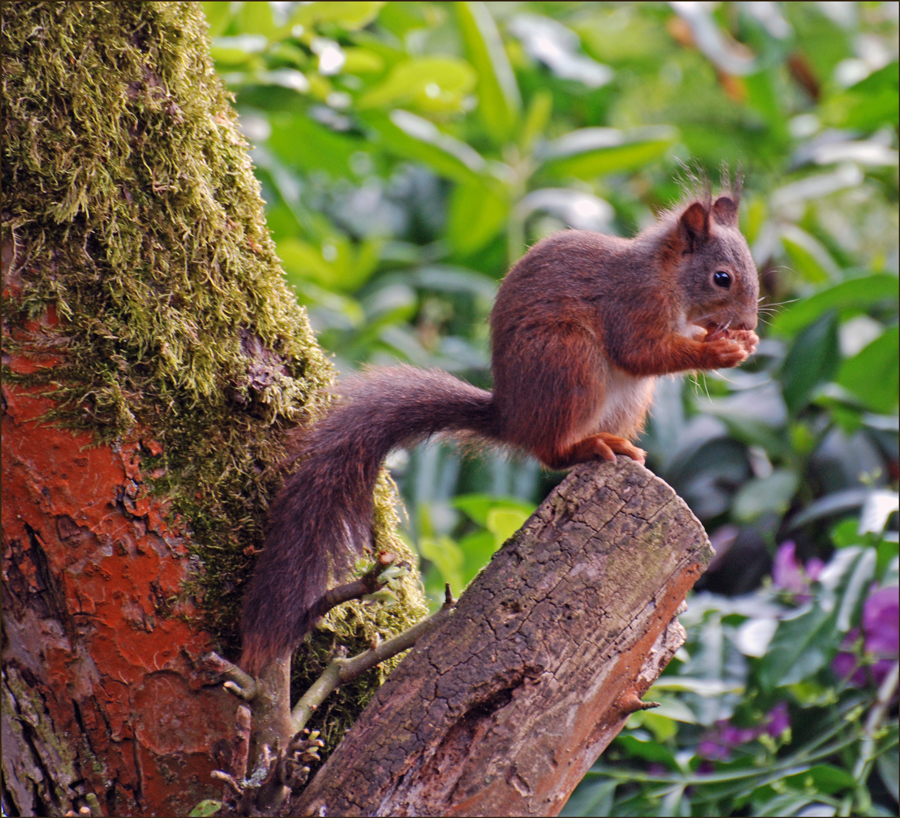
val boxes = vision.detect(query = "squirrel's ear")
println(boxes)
[712,195,739,226]
[679,201,710,250]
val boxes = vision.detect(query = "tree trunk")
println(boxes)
[293,460,712,817]
[1,4,423,816]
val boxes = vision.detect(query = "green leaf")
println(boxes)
[769,274,899,337]
[752,792,820,818]
[411,266,498,302]
[835,326,899,414]
[559,779,616,818]
[357,57,476,113]
[267,114,360,175]
[447,176,510,255]
[519,89,553,153]
[210,38,266,68]
[877,744,899,803]
[278,233,379,293]
[732,469,799,522]
[786,488,868,531]
[455,1,522,144]
[780,310,840,415]
[830,516,863,548]
[743,69,788,138]
[781,764,856,795]
[363,110,488,184]
[342,46,386,74]
[290,1,386,31]
[703,384,789,457]
[780,225,839,284]
[536,126,677,180]
[640,711,680,742]
[252,68,310,92]
[453,494,536,527]
[200,3,234,38]
[237,1,279,39]
[486,507,530,546]
[823,61,900,131]
[758,602,836,691]
[648,678,743,696]
[292,280,365,329]
[829,546,876,633]
[860,489,900,537]
[457,529,498,585]
[645,696,697,724]
[188,800,222,818]
[882,554,899,587]
[419,535,465,594]
[615,734,678,766]
[278,237,339,285]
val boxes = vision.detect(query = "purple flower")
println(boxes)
[832,630,867,686]
[772,541,805,593]
[772,542,823,601]
[697,703,790,761]
[806,557,825,582]
[697,738,730,761]
[766,702,790,737]
[720,723,758,745]
[863,586,898,657]
[833,585,899,688]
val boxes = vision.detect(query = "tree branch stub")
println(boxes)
[292,458,714,817]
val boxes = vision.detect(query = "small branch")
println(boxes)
[291,592,456,734]
[230,704,252,780]
[311,552,406,620]
[202,651,257,700]
[617,690,660,716]
[211,770,243,799]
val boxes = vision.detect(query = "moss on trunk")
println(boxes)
[2,0,426,770]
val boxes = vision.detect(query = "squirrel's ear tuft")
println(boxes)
[679,201,710,250]
[711,195,739,226]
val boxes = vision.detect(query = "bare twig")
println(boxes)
[311,552,407,620]
[211,770,244,798]
[291,589,456,733]
[202,651,257,700]
[231,704,252,780]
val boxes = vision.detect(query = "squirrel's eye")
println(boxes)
[713,270,732,289]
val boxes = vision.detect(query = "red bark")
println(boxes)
[2,312,234,816]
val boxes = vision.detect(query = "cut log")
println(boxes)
[292,458,713,817]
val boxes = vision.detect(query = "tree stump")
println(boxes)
[292,458,713,817]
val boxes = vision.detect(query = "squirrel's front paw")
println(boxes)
[728,329,759,355]
[702,337,750,369]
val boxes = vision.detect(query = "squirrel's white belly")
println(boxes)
[593,367,656,438]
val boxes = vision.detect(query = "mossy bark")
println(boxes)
[1,3,425,816]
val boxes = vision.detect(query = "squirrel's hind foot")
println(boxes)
[541,434,646,469]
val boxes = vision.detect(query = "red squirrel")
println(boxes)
[240,186,759,674]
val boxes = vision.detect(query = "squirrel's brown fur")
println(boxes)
[240,188,759,674]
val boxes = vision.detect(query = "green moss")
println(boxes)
[2,0,425,720]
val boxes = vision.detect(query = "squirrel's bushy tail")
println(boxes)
[240,366,498,674]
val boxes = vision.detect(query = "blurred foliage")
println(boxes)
[202,2,898,815]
